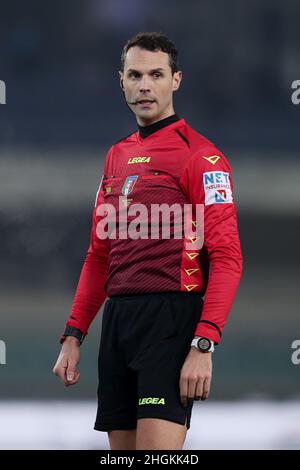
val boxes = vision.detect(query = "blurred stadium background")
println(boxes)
[0,0,299,449]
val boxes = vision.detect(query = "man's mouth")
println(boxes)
[137,99,155,104]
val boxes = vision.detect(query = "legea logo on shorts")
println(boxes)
[138,397,166,405]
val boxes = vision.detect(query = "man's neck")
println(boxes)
[138,113,180,139]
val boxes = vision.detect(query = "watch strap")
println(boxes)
[60,325,85,345]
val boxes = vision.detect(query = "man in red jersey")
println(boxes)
[53,32,243,450]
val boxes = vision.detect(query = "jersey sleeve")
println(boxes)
[61,149,112,337]
[180,148,243,344]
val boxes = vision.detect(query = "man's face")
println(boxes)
[119,46,182,126]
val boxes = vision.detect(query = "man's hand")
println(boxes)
[53,336,81,386]
[179,347,212,407]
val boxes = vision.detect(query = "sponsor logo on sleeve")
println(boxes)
[203,171,233,205]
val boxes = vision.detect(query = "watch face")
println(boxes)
[197,338,210,351]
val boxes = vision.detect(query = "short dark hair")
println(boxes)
[120,32,179,74]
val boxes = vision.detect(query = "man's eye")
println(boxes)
[153,73,162,78]
[129,72,139,78]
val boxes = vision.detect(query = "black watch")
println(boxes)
[60,325,85,345]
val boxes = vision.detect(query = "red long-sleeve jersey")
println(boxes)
[63,117,243,344]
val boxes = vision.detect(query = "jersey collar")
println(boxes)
[137,113,182,142]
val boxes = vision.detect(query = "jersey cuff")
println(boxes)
[194,321,221,344]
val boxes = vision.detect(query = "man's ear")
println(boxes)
[119,71,124,90]
[172,71,182,92]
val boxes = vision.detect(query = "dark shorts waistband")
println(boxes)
[108,290,204,301]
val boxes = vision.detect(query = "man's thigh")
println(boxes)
[136,417,187,450]
[108,429,137,450]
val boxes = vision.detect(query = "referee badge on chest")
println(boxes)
[121,175,139,196]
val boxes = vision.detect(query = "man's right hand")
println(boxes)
[53,336,81,386]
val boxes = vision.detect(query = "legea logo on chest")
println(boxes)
[128,156,151,164]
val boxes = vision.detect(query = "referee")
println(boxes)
[53,32,243,450]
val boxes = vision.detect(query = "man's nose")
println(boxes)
[139,75,151,92]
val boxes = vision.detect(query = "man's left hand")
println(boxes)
[179,347,212,407]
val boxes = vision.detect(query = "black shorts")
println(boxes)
[94,291,204,432]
